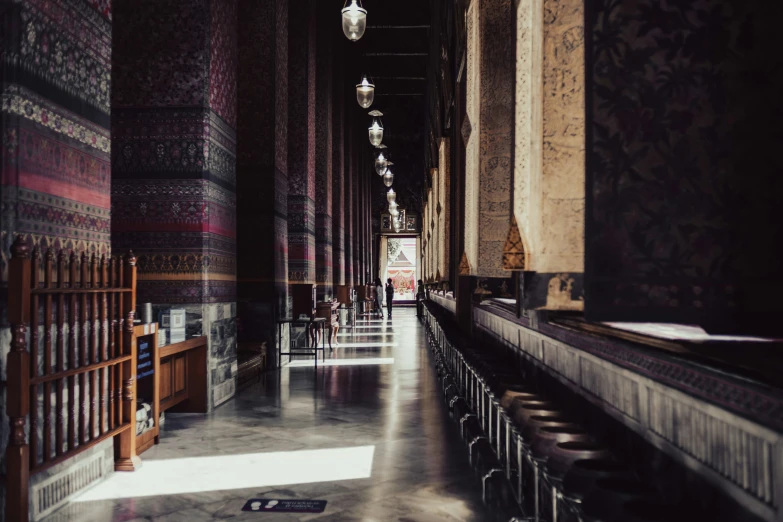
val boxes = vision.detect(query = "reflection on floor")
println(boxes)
[45,307,491,521]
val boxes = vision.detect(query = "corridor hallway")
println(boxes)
[43,309,491,521]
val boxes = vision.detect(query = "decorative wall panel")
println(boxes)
[513,0,584,310]
[463,0,514,278]
[585,0,783,333]
[1,0,112,280]
[438,138,450,281]
[431,169,439,280]
[462,0,479,275]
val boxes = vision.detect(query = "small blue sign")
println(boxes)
[241,499,327,513]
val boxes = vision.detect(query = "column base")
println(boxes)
[115,455,142,472]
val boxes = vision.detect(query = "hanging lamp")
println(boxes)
[375,151,388,176]
[383,169,394,188]
[369,117,384,147]
[341,0,367,42]
[387,188,396,203]
[356,74,375,108]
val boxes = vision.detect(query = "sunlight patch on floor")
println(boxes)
[74,446,376,501]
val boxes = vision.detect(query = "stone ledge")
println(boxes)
[471,305,783,522]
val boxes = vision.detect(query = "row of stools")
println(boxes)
[422,304,684,522]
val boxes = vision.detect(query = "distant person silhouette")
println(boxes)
[416,279,425,317]
[374,278,384,318]
[385,278,395,319]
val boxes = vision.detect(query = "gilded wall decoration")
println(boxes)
[502,216,527,270]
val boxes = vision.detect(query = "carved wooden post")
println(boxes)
[114,251,139,471]
[6,236,32,522]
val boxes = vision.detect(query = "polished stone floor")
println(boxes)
[45,308,491,521]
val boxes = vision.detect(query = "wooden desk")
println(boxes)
[158,336,208,415]
[133,323,159,455]
[133,329,207,455]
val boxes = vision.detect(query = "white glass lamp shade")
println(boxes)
[374,152,388,176]
[356,76,375,109]
[389,201,398,214]
[387,188,396,203]
[342,0,367,42]
[382,169,394,188]
[369,118,384,147]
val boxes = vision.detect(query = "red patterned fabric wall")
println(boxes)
[314,0,334,299]
[1,0,112,293]
[111,0,238,409]
[236,0,290,345]
[111,0,237,306]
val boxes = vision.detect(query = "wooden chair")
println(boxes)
[316,301,340,349]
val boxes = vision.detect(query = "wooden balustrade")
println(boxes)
[5,237,139,522]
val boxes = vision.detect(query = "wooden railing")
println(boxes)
[5,237,139,522]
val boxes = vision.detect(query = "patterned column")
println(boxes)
[236,0,289,347]
[287,0,316,285]
[0,0,112,476]
[112,0,238,409]
[344,112,354,286]
[0,0,112,283]
[462,0,514,278]
[512,0,584,310]
[314,0,333,299]
[364,160,370,282]
[351,119,360,285]
[431,168,440,280]
[332,51,346,287]
[438,139,451,283]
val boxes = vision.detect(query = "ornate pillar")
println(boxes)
[431,168,440,281]
[287,0,317,285]
[438,139,451,284]
[113,0,238,409]
[351,116,360,285]
[345,111,355,286]
[462,0,514,279]
[512,0,585,310]
[315,0,334,299]
[332,51,346,287]
[236,0,289,352]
